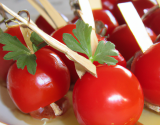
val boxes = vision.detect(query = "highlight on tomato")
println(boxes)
[62,20,144,125]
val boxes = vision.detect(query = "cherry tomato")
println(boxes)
[71,9,119,36]
[73,65,144,125]
[35,14,69,35]
[101,0,117,11]
[35,15,55,35]
[49,24,79,85]
[0,25,26,83]
[131,42,160,106]
[111,0,156,25]
[7,48,70,113]
[108,24,157,61]
[49,24,126,85]
[0,44,13,83]
[143,7,160,35]
[92,9,119,35]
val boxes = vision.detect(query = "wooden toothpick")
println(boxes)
[20,25,34,54]
[118,2,151,124]
[88,0,102,10]
[27,0,57,29]
[0,3,97,78]
[78,0,98,55]
[156,0,160,6]
[38,0,67,29]
[27,0,67,30]
[118,2,153,53]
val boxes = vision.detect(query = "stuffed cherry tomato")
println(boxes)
[49,24,126,85]
[108,24,157,61]
[7,48,70,118]
[131,42,160,106]
[73,65,144,125]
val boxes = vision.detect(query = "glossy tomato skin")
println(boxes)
[35,15,69,35]
[111,0,156,25]
[131,42,160,106]
[49,24,126,85]
[0,44,13,83]
[108,24,157,61]
[4,25,26,45]
[92,9,119,35]
[73,65,144,125]
[7,48,70,113]
[71,9,119,36]
[35,15,55,35]
[143,8,160,35]
[0,25,26,83]
[49,24,78,85]
[101,0,117,11]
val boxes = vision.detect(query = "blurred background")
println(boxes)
[0,0,74,28]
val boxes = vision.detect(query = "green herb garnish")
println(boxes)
[0,28,47,75]
[63,20,118,65]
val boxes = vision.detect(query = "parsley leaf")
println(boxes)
[62,20,118,65]
[0,28,37,75]
[63,20,92,57]
[30,32,47,52]
[93,41,118,65]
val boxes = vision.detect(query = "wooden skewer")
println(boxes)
[118,2,152,125]
[20,25,34,54]
[77,0,98,77]
[38,0,67,29]
[0,3,97,78]
[78,0,98,55]
[88,0,102,10]
[118,2,153,53]
[27,0,57,29]
[156,0,160,6]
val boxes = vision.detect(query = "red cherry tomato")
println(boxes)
[131,42,160,106]
[7,48,70,113]
[0,25,26,83]
[0,44,13,83]
[92,9,119,35]
[101,0,117,11]
[143,7,160,35]
[108,24,157,61]
[35,14,69,35]
[73,65,144,125]
[49,24,79,84]
[49,24,126,85]
[35,15,55,35]
[111,0,156,25]
[71,9,119,36]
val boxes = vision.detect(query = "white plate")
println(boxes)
[1,84,160,125]
[0,85,79,125]
[0,0,160,125]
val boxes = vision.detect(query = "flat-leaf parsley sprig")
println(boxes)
[0,28,47,75]
[63,20,118,65]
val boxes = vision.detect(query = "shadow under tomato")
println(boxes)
[0,86,79,125]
